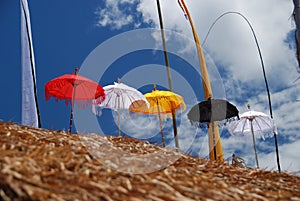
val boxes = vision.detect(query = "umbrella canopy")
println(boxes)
[94,79,149,136]
[227,106,276,168]
[45,70,105,106]
[187,99,239,161]
[99,81,149,110]
[131,89,186,115]
[130,85,186,147]
[187,99,239,124]
[45,67,105,133]
[227,110,276,139]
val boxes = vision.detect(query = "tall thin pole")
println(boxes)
[178,0,224,162]
[202,11,281,172]
[156,0,180,149]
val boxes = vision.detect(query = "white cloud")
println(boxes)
[95,0,140,29]
[95,0,300,174]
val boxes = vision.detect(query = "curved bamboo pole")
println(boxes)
[202,11,280,171]
[178,0,224,161]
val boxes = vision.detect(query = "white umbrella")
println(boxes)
[227,106,277,168]
[94,79,149,136]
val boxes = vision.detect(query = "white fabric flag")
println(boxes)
[21,0,39,127]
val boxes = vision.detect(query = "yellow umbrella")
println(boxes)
[130,85,185,147]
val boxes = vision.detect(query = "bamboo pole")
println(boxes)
[203,11,280,170]
[178,0,224,161]
[155,0,180,149]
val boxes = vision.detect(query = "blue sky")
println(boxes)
[1,0,300,174]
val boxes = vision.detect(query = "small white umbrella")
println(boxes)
[227,105,277,168]
[94,79,149,136]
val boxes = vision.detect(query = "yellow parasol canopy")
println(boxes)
[129,85,185,147]
[130,87,185,115]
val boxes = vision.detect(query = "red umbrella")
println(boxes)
[45,67,105,133]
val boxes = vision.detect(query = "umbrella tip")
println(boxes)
[247,103,251,110]
[75,67,79,75]
[117,77,121,83]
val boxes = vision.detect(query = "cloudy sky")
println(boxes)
[1,0,299,174]
[92,0,299,173]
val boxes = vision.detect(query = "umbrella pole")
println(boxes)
[118,95,121,136]
[250,121,259,168]
[158,113,165,147]
[69,85,77,133]
[211,122,217,160]
[68,102,74,133]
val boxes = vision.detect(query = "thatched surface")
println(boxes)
[0,121,299,201]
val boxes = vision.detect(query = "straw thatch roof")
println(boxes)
[0,121,299,201]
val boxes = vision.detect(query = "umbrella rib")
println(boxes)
[116,89,122,110]
[254,117,264,132]
[104,89,115,108]
[121,92,126,109]
[114,92,119,110]
[127,94,136,109]
[66,83,74,101]
[87,83,97,99]
[253,117,267,140]
[117,88,124,109]
[258,115,273,129]
[82,83,90,100]
[228,119,240,134]
[241,118,248,134]
[168,99,173,113]
[124,90,130,109]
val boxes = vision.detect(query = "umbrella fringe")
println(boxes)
[94,96,106,105]
[92,105,103,116]
[46,93,103,110]
[253,130,274,140]
[189,116,239,129]
[46,79,68,90]
[67,100,96,109]
[45,94,67,103]
[229,127,275,140]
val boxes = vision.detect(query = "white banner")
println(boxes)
[21,0,39,127]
